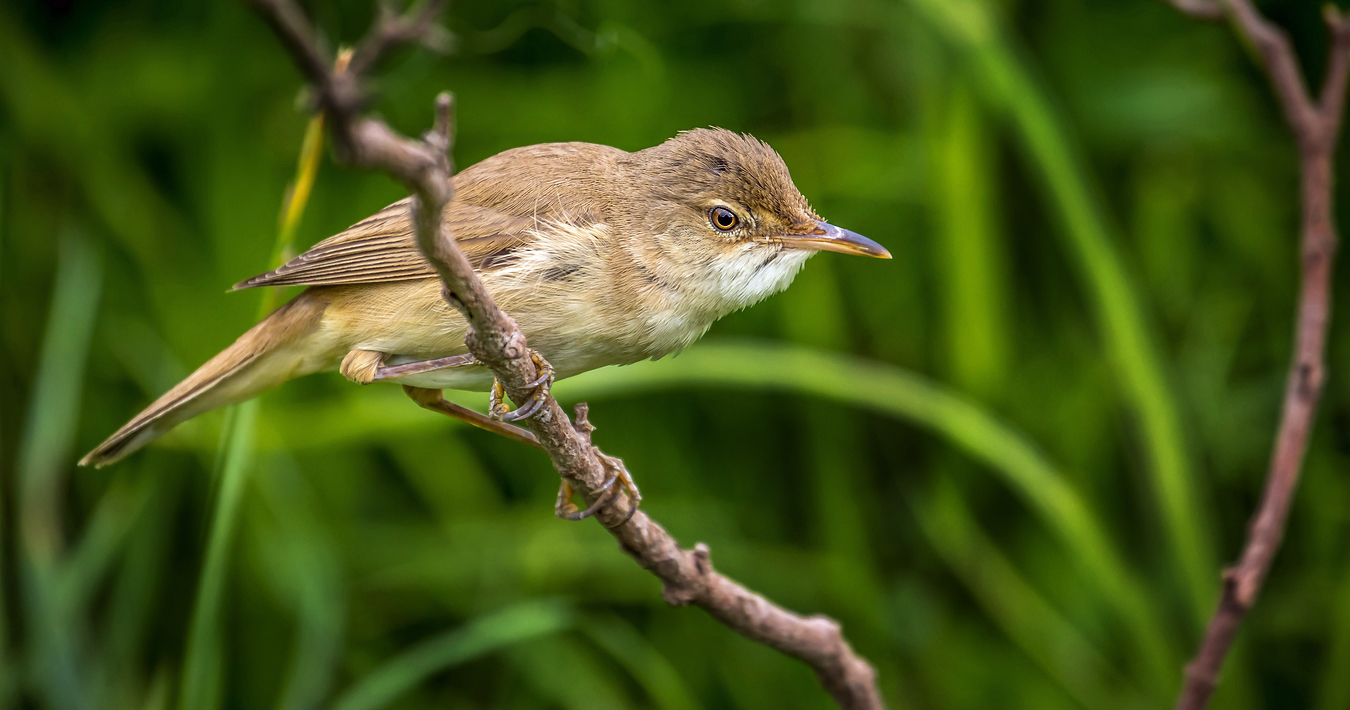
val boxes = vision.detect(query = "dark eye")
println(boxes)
[709,206,739,232]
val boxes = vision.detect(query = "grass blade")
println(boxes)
[506,635,629,710]
[1314,563,1350,710]
[100,479,176,706]
[177,399,257,710]
[775,261,889,626]
[933,77,1008,397]
[254,457,345,710]
[907,0,1214,623]
[0,159,9,710]
[56,476,150,622]
[913,478,1146,709]
[178,105,326,710]
[579,614,701,710]
[15,229,102,710]
[331,601,574,710]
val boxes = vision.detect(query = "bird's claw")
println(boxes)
[554,451,642,526]
[555,474,618,521]
[489,350,554,422]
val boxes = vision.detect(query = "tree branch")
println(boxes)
[243,1,885,707]
[1172,3,1347,708]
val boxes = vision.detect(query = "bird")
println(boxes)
[79,127,890,488]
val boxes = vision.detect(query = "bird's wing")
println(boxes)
[232,199,544,290]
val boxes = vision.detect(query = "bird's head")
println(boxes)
[618,128,889,313]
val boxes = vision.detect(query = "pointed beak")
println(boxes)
[777,221,891,259]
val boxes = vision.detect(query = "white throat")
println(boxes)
[699,244,816,314]
[622,241,816,361]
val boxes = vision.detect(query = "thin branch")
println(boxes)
[1173,3,1347,709]
[1226,0,1321,140]
[252,0,332,86]
[346,0,452,78]
[243,1,885,707]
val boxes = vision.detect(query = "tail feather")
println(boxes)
[81,293,329,467]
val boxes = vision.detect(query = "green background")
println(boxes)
[3,0,1349,708]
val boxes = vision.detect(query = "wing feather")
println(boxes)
[233,141,621,290]
[232,200,546,290]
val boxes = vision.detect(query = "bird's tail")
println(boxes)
[80,292,331,467]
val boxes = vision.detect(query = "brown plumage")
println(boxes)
[81,128,889,467]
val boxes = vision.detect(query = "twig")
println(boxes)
[1170,2,1349,708]
[242,1,885,707]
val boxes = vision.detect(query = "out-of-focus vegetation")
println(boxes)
[2,0,1349,708]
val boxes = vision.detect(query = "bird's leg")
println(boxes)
[402,385,541,449]
[554,451,642,524]
[406,384,637,524]
[352,350,537,443]
[341,349,485,384]
[489,350,554,422]
[347,347,548,444]
[372,353,481,381]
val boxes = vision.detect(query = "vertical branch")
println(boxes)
[1169,2,1350,708]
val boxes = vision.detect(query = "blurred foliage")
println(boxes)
[2,0,1349,708]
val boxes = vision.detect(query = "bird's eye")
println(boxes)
[709,206,739,232]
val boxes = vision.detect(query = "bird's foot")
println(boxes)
[489,350,554,422]
[555,451,642,526]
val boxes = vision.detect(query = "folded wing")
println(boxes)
[233,200,542,289]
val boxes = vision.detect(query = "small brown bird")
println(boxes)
[80,128,889,468]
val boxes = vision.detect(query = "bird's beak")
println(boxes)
[777,221,892,259]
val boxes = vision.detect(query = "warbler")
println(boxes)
[81,128,889,467]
